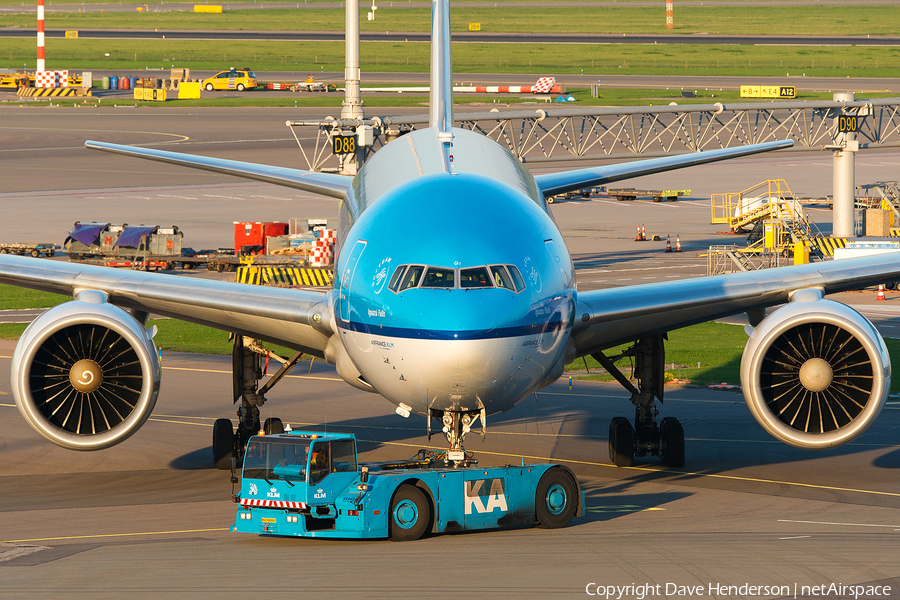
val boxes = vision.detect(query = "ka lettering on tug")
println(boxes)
[1,0,899,495]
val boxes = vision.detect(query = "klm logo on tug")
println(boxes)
[465,479,508,515]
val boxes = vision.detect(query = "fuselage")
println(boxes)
[327,127,576,417]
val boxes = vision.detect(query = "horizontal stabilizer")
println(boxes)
[535,139,794,198]
[85,141,352,199]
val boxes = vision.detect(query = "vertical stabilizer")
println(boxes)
[429,0,454,132]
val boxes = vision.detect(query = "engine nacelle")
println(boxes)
[741,297,890,449]
[12,296,161,450]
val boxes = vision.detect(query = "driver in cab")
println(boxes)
[309,445,328,482]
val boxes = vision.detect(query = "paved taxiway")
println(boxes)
[2,106,900,598]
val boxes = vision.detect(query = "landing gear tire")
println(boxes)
[389,485,431,541]
[609,417,634,467]
[213,418,235,470]
[535,468,578,529]
[263,417,284,435]
[660,417,685,468]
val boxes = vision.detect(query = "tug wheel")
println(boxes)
[212,418,235,470]
[390,485,430,541]
[535,468,578,529]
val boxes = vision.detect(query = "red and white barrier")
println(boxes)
[37,0,45,72]
[466,77,562,95]
[309,228,336,267]
[34,70,68,88]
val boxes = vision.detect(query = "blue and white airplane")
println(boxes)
[2,0,898,469]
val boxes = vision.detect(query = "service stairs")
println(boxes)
[711,179,827,261]
[862,181,900,220]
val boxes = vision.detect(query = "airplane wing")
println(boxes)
[0,254,332,357]
[571,253,900,357]
[534,139,794,198]
[85,141,352,199]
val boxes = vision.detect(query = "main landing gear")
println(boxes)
[212,335,305,470]
[592,335,685,468]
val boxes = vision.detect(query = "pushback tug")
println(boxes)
[230,429,582,540]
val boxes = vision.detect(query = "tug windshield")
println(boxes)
[244,438,312,482]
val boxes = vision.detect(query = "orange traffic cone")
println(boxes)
[877,284,886,301]
[641,224,647,241]
[675,235,682,252]
[665,235,672,253]
[635,224,642,241]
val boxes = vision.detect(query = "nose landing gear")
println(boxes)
[428,407,485,466]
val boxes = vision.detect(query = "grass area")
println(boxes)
[0,319,246,355]
[0,286,69,309]
[18,87,899,109]
[0,0,841,4]
[5,38,900,79]
[0,285,295,356]
[566,322,900,395]
[3,5,900,37]
[565,321,748,387]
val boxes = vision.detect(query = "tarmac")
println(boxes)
[1,105,900,599]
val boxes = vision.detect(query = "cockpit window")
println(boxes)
[388,264,526,293]
[388,265,407,292]
[490,265,513,290]
[400,265,424,290]
[422,267,455,288]
[508,265,526,292]
[460,267,492,288]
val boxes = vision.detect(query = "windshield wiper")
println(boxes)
[249,469,273,485]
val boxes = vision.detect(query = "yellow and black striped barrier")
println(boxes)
[808,237,848,256]
[17,87,87,97]
[890,229,900,238]
[237,266,333,287]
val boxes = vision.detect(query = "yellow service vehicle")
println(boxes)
[0,73,29,89]
[201,68,258,92]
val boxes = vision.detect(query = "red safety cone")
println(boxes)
[877,284,886,301]
[675,235,682,252]
[665,235,672,253]
[635,224,642,241]
[641,224,647,241]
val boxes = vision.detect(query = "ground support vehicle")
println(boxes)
[548,187,689,203]
[66,222,183,263]
[228,430,583,540]
[0,72,29,89]
[201,69,258,92]
[0,243,56,257]
[606,188,690,202]
[266,77,334,92]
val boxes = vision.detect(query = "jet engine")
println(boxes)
[741,295,889,449]
[11,294,161,450]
